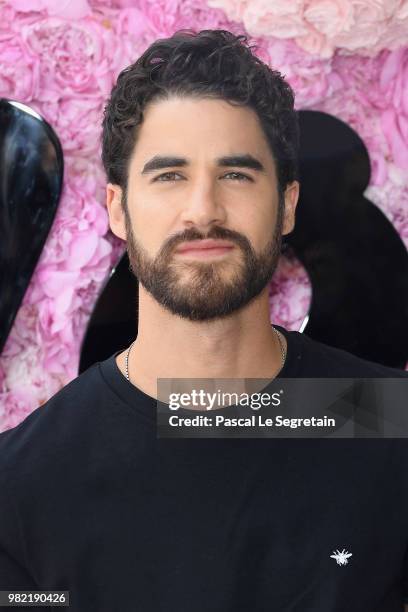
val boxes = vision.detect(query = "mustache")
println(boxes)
[164,226,250,256]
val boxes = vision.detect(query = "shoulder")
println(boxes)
[0,360,108,479]
[288,329,408,378]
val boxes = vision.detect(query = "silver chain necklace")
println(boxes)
[125,325,286,382]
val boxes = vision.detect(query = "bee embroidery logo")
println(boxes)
[330,549,352,566]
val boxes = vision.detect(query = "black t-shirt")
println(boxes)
[0,325,408,611]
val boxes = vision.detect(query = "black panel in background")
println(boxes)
[0,99,63,355]
[79,253,138,372]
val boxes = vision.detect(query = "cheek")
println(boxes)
[232,199,275,239]
[131,206,173,254]
[245,211,280,254]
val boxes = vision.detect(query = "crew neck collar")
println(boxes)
[98,324,303,422]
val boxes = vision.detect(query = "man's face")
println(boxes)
[109,96,298,321]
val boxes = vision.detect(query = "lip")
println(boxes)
[176,246,234,259]
[176,239,235,253]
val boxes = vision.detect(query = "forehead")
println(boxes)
[129,96,274,169]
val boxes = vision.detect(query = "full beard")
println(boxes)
[124,203,284,322]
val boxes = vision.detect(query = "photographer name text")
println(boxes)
[167,415,336,429]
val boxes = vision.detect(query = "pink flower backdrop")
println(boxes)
[0,0,407,430]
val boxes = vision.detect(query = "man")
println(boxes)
[0,28,407,611]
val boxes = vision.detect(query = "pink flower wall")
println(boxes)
[0,0,407,430]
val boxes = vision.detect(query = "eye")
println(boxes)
[153,172,183,182]
[223,172,252,181]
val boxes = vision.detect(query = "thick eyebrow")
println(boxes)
[141,153,266,175]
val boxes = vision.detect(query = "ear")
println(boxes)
[282,180,300,236]
[106,183,126,241]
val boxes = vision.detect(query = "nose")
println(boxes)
[179,178,227,229]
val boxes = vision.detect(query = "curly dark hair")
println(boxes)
[101,28,299,206]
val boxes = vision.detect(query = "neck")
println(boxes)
[116,285,287,400]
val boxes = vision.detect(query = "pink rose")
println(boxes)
[244,0,308,38]
[41,98,105,157]
[269,255,311,330]
[333,1,392,53]
[175,0,243,31]
[379,48,408,115]
[295,26,335,59]
[0,390,35,432]
[379,48,408,169]
[117,7,151,39]
[391,203,408,243]
[351,0,398,23]
[9,0,92,20]
[3,345,53,404]
[381,109,408,170]
[21,16,118,97]
[303,0,354,38]
[37,270,80,299]
[206,0,248,22]
[0,37,40,101]
[266,38,338,106]
[207,0,408,58]
[138,0,178,36]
